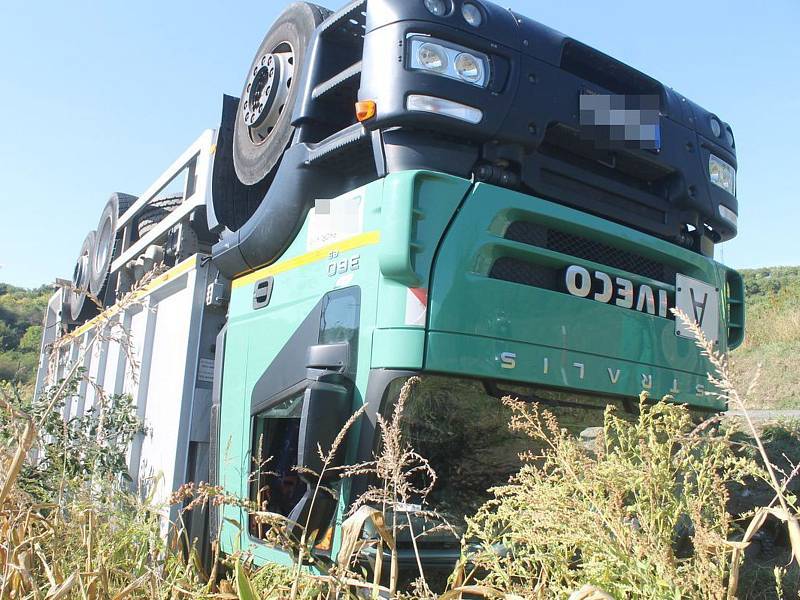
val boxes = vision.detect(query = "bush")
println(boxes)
[458,396,763,599]
[0,350,38,383]
[0,374,141,501]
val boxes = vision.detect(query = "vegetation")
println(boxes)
[461,397,756,597]
[0,268,798,597]
[1,294,799,598]
[732,267,800,409]
[0,283,51,387]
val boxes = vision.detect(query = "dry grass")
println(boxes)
[740,290,800,351]
[731,287,800,409]
[2,289,800,597]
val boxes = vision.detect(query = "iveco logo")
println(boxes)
[565,265,670,317]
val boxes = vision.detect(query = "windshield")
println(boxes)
[374,375,612,539]
[376,376,529,536]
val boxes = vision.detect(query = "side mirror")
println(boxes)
[288,346,355,545]
[297,381,353,477]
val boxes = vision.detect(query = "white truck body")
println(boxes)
[35,131,227,540]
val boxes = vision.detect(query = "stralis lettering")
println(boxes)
[565,265,670,317]
[496,351,707,398]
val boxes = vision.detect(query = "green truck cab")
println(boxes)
[214,174,742,569]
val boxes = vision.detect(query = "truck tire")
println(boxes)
[116,192,137,216]
[69,230,97,322]
[136,194,183,238]
[232,2,328,185]
[89,192,137,296]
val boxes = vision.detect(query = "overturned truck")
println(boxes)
[37,0,744,577]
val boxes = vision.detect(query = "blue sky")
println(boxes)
[0,1,798,288]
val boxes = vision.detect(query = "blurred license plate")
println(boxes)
[579,93,661,151]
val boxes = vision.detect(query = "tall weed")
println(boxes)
[458,396,759,598]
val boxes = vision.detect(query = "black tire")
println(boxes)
[136,194,183,238]
[115,192,137,215]
[69,230,97,322]
[89,193,138,296]
[88,193,127,296]
[149,194,184,210]
[232,2,328,185]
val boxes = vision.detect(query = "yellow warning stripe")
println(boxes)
[232,230,381,289]
[66,255,199,340]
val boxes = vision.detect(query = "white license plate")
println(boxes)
[675,274,720,345]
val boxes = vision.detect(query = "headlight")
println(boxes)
[407,36,490,87]
[423,0,449,17]
[417,43,448,72]
[454,52,483,83]
[462,2,483,27]
[709,154,736,196]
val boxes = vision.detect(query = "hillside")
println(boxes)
[0,283,52,386]
[731,266,800,409]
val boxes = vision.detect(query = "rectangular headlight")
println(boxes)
[407,35,490,88]
[709,154,736,196]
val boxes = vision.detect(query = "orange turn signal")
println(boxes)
[355,100,376,122]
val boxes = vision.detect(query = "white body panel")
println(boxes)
[38,257,225,528]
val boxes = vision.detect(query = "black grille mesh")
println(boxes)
[489,258,560,290]
[504,221,675,283]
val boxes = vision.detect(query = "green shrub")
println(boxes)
[458,396,763,599]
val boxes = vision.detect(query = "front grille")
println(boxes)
[560,40,663,98]
[725,270,745,349]
[504,221,676,284]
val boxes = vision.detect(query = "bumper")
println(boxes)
[358,1,738,244]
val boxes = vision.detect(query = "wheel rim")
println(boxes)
[242,42,295,146]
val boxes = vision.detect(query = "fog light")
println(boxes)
[462,2,483,27]
[417,42,448,71]
[407,94,483,123]
[454,52,482,83]
[709,154,736,195]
